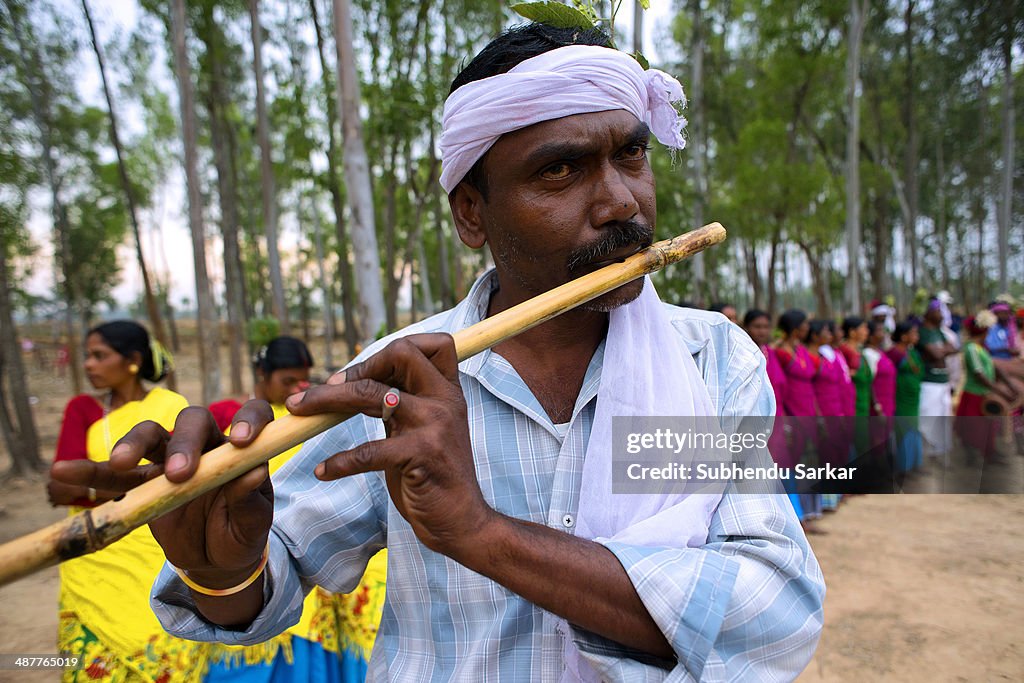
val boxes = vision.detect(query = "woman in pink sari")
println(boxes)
[864,321,896,465]
[807,320,849,468]
[743,310,788,459]
[744,309,808,524]
[774,309,823,530]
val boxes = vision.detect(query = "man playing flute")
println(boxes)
[55,21,824,681]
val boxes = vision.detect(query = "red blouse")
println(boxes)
[55,395,104,462]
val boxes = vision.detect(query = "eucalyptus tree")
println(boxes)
[0,44,42,475]
[3,0,85,392]
[333,0,386,344]
[81,0,175,388]
[250,0,289,332]
[170,0,221,403]
[309,0,359,354]
[194,0,249,395]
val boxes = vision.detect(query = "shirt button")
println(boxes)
[562,514,575,528]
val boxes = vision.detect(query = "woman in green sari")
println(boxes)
[886,321,924,473]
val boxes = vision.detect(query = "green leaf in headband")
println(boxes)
[511,2,597,31]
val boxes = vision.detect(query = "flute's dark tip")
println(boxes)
[57,511,98,561]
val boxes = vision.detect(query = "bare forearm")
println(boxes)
[456,513,674,659]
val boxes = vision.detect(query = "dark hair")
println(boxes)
[448,23,614,197]
[808,319,830,342]
[743,309,770,327]
[777,309,808,335]
[708,302,734,314]
[88,320,170,382]
[892,321,916,344]
[866,320,880,337]
[841,316,865,338]
[253,336,314,375]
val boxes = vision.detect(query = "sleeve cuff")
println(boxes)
[150,534,307,645]
[570,540,738,680]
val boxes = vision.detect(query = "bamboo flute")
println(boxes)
[0,223,726,587]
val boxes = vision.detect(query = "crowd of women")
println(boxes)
[717,294,1024,534]
[47,321,385,683]
[41,292,1023,679]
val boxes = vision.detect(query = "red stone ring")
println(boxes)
[381,388,401,422]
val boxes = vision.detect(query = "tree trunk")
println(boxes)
[936,102,950,291]
[10,7,83,394]
[845,0,867,314]
[0,251,43,476]
[743,241,763,310]
[872,192,887,303]
[767,228,781,315]
[333,0,387,346]
[81,0,175,390]
[632,0,643,53]
[308,191,335,369]
[249,0,289,332]
[171,0,221,404]
[200,7,246,396]
[383,146,399,331]
[310,0,359,356]
[903,0,919,288]
[996,5,1014,293]
[799,242,831,319]
[689,0,706,300]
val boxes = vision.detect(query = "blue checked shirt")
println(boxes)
[153,272,824,681]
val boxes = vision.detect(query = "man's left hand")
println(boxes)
[285,333,493,559]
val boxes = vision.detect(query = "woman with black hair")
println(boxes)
[209,336,314,432]
[47,320,207,681]
[839,317,872,418]
[863,321,897,471]
[807,320,849,472]
[205,337,386,683]
[887,321,924,473]
[773,310,826,532]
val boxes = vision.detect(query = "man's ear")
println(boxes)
[449,183,487,249]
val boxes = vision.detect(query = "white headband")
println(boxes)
[439,44,687,193]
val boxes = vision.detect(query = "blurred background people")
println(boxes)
[206,336,387,682]
[918,299,957,465]
[47,320,208,682]
[887,322,924,475]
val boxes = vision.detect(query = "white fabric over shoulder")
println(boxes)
[561,278,723,682]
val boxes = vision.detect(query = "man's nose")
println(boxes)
[590,163,639,227]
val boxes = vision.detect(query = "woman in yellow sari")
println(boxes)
[47,320,206,682]
[206,337,386,683]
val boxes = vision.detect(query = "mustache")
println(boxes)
[566,220,655,273]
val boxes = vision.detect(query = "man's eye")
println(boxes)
[540,163,573,180]
[621,144,650,160]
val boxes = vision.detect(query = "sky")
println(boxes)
[25,0,677,311]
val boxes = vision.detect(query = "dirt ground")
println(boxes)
[1,337,1022,682]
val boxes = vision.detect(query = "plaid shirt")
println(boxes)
[153,272,824,681]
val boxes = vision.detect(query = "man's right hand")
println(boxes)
[51,401,277,592]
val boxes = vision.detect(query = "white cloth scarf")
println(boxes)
[439,45,688,193]
[560,278,722,682]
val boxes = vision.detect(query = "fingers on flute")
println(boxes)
[222,464,274,545]
[50,459,162,492]
[109,420,170,471]
[164,407,226,483]
[286,377,397,418]
[342,334,460,394]
[227,400,275,447]
[316,438,405,481]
